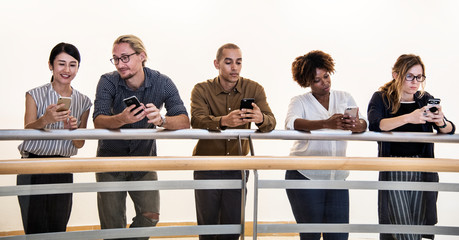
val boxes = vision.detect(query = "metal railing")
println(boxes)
[1,129,459,239]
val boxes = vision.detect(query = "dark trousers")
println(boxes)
[194,170,248,240]
[285,170,349,240]
[17,154,72,234]
[96,171,159,240]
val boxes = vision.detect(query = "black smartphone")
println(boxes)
[240,98,255,110]
[427,98,440,113]
[123,96,143,115]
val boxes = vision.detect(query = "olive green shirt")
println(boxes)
[191,77,276,156]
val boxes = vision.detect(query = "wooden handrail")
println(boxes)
[1,156,459,174]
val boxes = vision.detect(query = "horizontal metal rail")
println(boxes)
[256,223,459,236]
[1,129,458,143]
[0,225,242,240]
[2,179,457,197]
[0,180,243,196]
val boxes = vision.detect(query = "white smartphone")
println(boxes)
[344,106,358,118]
[57,97,71,112]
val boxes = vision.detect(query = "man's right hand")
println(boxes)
[220,110,245,128]
[118,104,146,125]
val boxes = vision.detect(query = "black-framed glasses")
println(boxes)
[405,74,426,82]
[110,53,137,65]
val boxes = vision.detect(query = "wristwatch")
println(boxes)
[158,115,166,127]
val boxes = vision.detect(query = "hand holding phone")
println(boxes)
[57,97,71,112]
[427,98,440,113]
[123,96,143,116]
[344,106,358,118]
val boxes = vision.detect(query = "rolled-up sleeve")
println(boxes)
[190,84,223,131]
[163,77,188,117]
[93,75,116,120]
[253,85,276,132]
[285,96,303,130]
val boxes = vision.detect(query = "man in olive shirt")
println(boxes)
[190,43,276,240]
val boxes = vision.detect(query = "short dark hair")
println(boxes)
[216,43,240,61]
[291,50,335,88]
[49,42,81,82]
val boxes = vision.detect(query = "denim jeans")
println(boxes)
[285,170,349,240]
[96,171,159,240]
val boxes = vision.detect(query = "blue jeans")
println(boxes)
[285,170,349,240]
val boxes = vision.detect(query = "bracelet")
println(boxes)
[438,119,447,129]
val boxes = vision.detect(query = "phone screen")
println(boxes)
[240,98,255,110]
[123,96,143,115]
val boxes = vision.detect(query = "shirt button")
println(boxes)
[228,139,230,142]
[227,152,230,155]
[228,108,231,110]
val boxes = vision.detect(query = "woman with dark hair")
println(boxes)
[17,42,92,234]
[368,54,455,240]
[285,50,367,240]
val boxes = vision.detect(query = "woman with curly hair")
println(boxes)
[285,50,367,240]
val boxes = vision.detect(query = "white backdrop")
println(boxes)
[1,0,459,238]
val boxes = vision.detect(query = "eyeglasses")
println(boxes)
[110,53,137,65]
[405,74,426,82]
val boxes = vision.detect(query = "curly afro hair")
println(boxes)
[291,50,335,88]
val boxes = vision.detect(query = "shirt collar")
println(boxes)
[212,76,242,96]
[117,68,150,91]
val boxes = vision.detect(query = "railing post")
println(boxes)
[248,135,258,239]
[237,135,246,240]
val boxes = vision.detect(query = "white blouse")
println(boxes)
[285,90,367,180]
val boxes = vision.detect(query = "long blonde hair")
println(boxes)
[379,54,426,114]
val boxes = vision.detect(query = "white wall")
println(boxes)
[1,0,459,239]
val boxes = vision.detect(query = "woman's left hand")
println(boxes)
[425,105,445,125]
[343,108,367,133]
[64,115,78,129]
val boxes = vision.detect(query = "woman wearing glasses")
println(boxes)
[367,54,455,240]
[17,42,92,234]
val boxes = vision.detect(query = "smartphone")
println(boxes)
[57,97,71,112]
[344,106,358,118]
[240,98,255,110]
[123,96,143,115]
[427,98,440,112]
